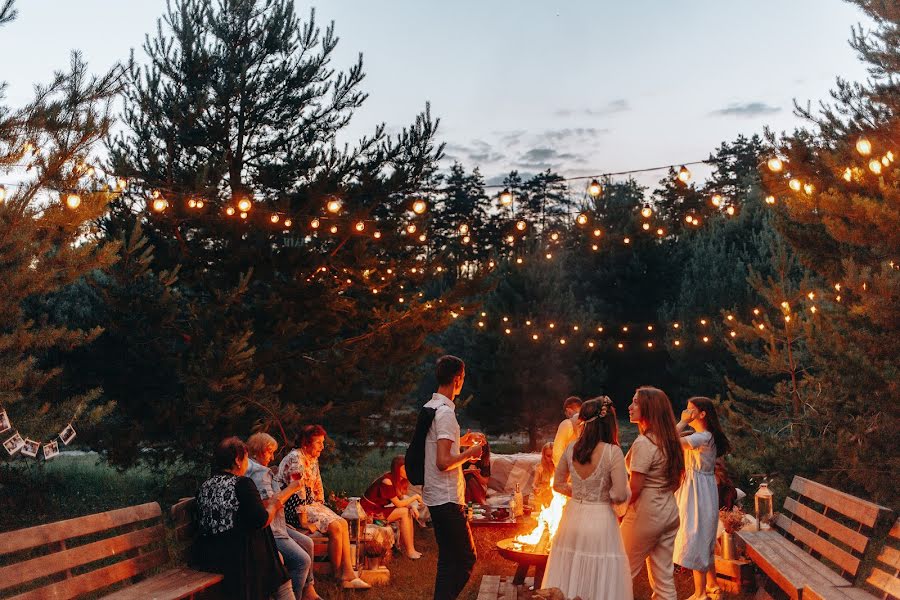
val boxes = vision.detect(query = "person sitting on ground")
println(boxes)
[194,437,296,600]
[361,455,424,559]
[463,438,491,504]
[277,425,371,590]
[532,442,555,509]
[246,432,322,600]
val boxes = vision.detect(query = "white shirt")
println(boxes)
[552,413,580,466]
[423,393,465,507]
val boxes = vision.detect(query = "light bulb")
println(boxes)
[406,224,417,234]
[418,234,426,242]
[116,177,128,190]
[642,222,650,231]
[196,200,204,208]
[789,179,802,191]
[803,183,814,195]
[459,223,469,235]
[856,137,872,156]
[462,235,470,244]
[657,228,664,236]
[869,159,883,174]
[641,205,653,218]
[559,338,566,345]
[765,195,776,204]
[592,244,599,251]
[550,232,559,241]
[270,214,279,223]
[329,225,338,234]
[711,194,722,207]
[226,207,236,216]
[284,219,292,227]
[326,199,342,213]
[684,214,693,223]
[588,179,602,197]
[412,199,427,214]
[66,194,81,209]
[516,220,527,231]
[767,157,784,172]
[726,205,735,216]
[677,165,692,183]
[310,218,320,229]
[623,237,631,244]
[373,230,381,239]
[882,156,890,167]
[152,198,168,212]
[240,212,248,219]
[499,189,513,206]
[674,340,681,346]
[506,235,515,243]
[237,198,252,212]
[355,221,365,232]
[576,213,588,225]
[593,229,602,237]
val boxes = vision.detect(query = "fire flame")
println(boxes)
[514,479,568,548]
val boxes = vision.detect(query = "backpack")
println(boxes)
[405,405,440,486]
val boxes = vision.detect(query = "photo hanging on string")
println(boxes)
[43,440,60,460]
[21,438,40,458]
[0,410,10,434]
[3,432,25,455]
[59,424,76,446]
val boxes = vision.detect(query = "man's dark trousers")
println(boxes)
[429,502,477,600]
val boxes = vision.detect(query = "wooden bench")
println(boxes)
[738,476,893,600]
[805,518,900,600]
[0,501,222,600]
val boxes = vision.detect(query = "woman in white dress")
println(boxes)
[541,397,633,600]
[674,396,731,600]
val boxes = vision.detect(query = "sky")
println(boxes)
[1,0,873,189]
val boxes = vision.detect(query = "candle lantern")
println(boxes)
[341,497,368,570]
[754,482,774,530]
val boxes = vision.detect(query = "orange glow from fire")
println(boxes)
[514,480,568,548]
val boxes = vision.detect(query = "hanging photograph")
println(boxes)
[3,432,25,455]
[0,410,10,434]
[43,440,60,460]
[59,423,77,446]
[21,438,40,458]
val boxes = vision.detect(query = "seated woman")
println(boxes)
[194,437,296,600]
[278,425,370,590]
[531,442,555,509]
[463,438,491,504]
[361,455,423,559]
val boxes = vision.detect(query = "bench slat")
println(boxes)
[777,514,861,576]
[878,545,900,570]
[0,503,163,556]
[784,498,870,553]
[99,567,223,600]
[790,478,886,528]
[6,548,168,600]
[804,584,876,600]
[866,567,900,598]
[0,524,166,591]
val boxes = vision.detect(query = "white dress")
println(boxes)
[542,443,634,600]
[674,431,719,570]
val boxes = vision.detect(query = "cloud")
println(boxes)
[554,99,630,118]
[539,127,610,143]
[710,101,781,117]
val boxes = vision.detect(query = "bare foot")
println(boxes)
[406,550,422,559]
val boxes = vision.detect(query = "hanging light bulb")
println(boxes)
[240,212,248,219]
[591,244,599,251]
[711,194,723,207]
[550,232,559,241]
[642,222,651,231]
[115,177,128,191]
[869,159,883,174]
[284,219,292,227]
[887,151,895,162]
[623,237,631,244]
[588,179,602,197]
[418,233,427,242]
[373,231,381,239]
[657,228,665,236]
[516,257,523,264]
[226,207,236,216]
[412,199,427,214]
[516,220,527,231]
[576,213,588,225]
[270,214,280,223]
[789,178,802,191]
[152,197,168,212]
[545,252,552,260]
[355,221,365,232]
[677,165,692,183]
[329,225,338,234]
[196,200,204,208]
[765,195,776,205]
[506,235,515,243]
[641,204,653,218]
[803,183,814,195]
[237,198,252,212]
[767,157,784,172]
[726,205,736,216]
[499,188,513,206]
[856,137,872,156]
[459,223,470,235]
[882,155,891,167]
[326,199,342,213]
[310,218,320,229]
[842,167,853,182]
[593,228,602,237]
[462,235,471,244]
[406,223,417,234]
[188,198,197,208]
[65,194,81,209]
[684,214,693,223]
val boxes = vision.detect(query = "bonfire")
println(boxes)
[512,479,567,553]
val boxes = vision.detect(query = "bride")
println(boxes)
[541,396,633,600]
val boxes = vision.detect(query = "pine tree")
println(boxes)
[97,0,478,461]
[0,0,122,457]
[752,0,899,504]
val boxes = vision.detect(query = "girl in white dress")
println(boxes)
[674,396,731,600]
[542,397,633,600]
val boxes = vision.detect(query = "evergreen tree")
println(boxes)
[0,0,122,455]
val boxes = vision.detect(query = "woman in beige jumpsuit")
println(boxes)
[620,387,685,600]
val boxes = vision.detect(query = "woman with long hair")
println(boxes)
[361,455,424,559]
[541,397,633,600]
[621,387,685,600]
[674,396,731,600]
[531,442,555,509]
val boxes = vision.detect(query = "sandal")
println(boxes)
[342,577,371,589]
[706,585,723,598]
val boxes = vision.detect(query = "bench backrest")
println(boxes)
[864,518,900,600]
[775,476,891,583]
[0,502,168,600]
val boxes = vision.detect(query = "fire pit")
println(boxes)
[496,537,549,586]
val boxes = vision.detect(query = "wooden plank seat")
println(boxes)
[738,477,892,600]
[0,501,222,600]
[805,518,900,600]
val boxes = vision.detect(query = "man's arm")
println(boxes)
[436,438,481,471]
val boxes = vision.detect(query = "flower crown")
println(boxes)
[582,396,614,423]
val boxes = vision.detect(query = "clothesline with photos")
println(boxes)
[0,406,76,461]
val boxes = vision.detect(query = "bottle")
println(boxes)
[513,483,524,518]
[508,494,516,520]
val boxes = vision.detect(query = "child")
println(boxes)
[532,442,555,508]
[674,396,731,600]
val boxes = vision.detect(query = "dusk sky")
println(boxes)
[2,0,873,188]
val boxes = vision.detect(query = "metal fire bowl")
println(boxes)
[496,538,549,565]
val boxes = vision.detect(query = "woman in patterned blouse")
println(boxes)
[278,425,370,590]
[195,437,302,600]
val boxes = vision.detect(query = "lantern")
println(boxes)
[341,497,368,570]
[754,482,774,530]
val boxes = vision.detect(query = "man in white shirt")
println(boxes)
[424,355,485,600]
[552,396,583,466]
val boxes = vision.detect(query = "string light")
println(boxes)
[412,199,427,214]
[803,183,814,195]
[869,159,883,174]
[116,177,128,191]
[516,220,527,231]
[499,189,513,206]
[418,233,427,242]
[237,198,252,212]
[593,229,602,237]
[656,228,665,236]
[677,166,692,183]
[240,212,248,219]
[766,195,776,205]
[767,157,784,172]
[462,235,471,244]
[355,221,365,232]
[196,200,204,208]
[270,214,280,223]
[588,179,602,197]
[65,194,81,209]
[726,205,736,216]
[284,219,292,227]
[311,218,320,229]
[459,223,470,235]
[406,224,417,234]
[226,207,236,216]
[152,197,168,212]
[642,222,651,231]
[641,205,653,218]
[856,137,872,156]
[702,336,710,343]
[576,213,588,225]
[711,194,722,207]
[881,156,890,167]
[591,244,599,251]
[329,225,338,234]
[623,237,631,244]
[559,338,566,345]
[550,232,560,241]
[674,340,681,347]
[789,179,802,191]
[326,199,342,213]
[373,231,381,239]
